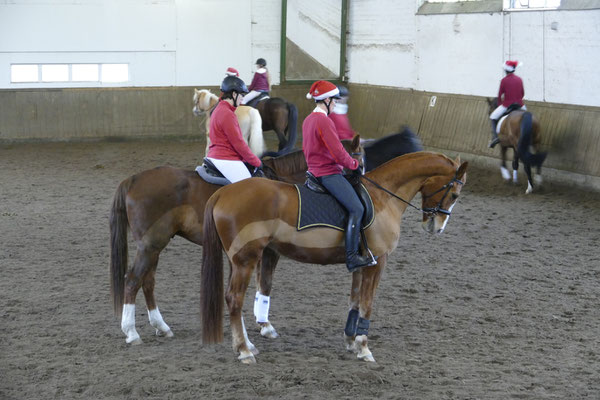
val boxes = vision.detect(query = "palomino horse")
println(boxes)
[110,136,362,344]
[486,98,547,194]
[192,89,264,156]
[201,152,468,363]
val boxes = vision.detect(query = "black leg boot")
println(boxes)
[488,119,500,148]
[345,215,374,272]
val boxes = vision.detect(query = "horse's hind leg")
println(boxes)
[353,254,386,362]
[500,147,511,181]
[524,162,534,194]
[227,255,261,364]
[254,247,280,338]
[512,156,519,183]
[142,266,174,338]
[121,246,172,344]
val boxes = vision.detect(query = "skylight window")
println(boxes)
[10,63,130,84]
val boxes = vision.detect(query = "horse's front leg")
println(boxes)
[344,271,362,352]
[500,147,511,181]
[254,247,280,338]
[523,162,534,194]
[226,257,259,364]
[353,254,386,362]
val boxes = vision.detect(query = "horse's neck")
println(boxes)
[367,153,453,204]
[262,150,307,181]
[208,94,218,110]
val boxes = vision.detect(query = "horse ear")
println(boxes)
[351,134,361,150]
[454,155,461,164]
[456,161,468,180]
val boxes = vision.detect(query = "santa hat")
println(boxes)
[225,67,239,77]
[306,80,340,101]
[503,60,521,72]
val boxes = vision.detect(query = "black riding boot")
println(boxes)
[488,119,499,148]
[345,215,375,272]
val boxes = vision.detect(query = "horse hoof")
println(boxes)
[260,325,279,339]
[156,329,174,338]
[239,354,257,364]
[358,353,376,362]
[127,337,143,345]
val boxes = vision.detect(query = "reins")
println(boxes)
[358,173,464,216]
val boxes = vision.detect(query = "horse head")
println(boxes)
[420,156,468,235]
[342,134,366,173]
[193,89,218,116]
[486,97,498,113]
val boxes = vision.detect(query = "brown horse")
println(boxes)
[110,136,362,345]
[252,96,298,156]
[486,98,547,194]
[201,152,468,363]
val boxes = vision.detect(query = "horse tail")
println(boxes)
[283,102,298,153]
[518,112,547,168]
[201,193,224,344]
[247,108,265,156]
[109,178,131,317]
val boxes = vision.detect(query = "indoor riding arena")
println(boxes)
[2,1,600,399]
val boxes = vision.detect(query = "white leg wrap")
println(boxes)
[254,292,270,323]
[513,170,518,183]
[148,308,173,337]
[500,166,511,181]
[121,304,141,344]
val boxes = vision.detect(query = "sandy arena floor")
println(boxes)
[1,138,599,399]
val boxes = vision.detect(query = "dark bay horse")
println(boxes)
[110,130,424,345]
[201,152,468,363]
[252,96,298,156]
[486,98,547,194]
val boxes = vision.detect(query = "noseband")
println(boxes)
[359,173,463,217]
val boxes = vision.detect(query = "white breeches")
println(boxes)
[490,104,527,120]
[241,90,262,104]
[206,157,251,183]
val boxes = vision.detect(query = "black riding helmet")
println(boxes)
[220,76,249,94]
[337,85,349,98]
[256,58,267,67]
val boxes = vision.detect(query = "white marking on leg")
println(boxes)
[148,308,174,337]
[500,166,511,181]
[254,293,270,323]
[260,322,279,338]
[513,170,518,183]
[121,304,142,344]
[526,182,533,194]
[241,316,258,355]
[354,334,375,362]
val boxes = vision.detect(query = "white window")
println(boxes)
[10,63,129,84]
[11,64,38,83]
[72,64,99,82]
[41,64,69,82]
[101,64,128,83]
[505,0,561,9]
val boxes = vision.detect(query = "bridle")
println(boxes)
[358,172,464,217]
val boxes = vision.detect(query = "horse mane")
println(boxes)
[261,149,307,179]
[194,89,219,111]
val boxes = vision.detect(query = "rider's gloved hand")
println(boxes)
[253,163,265,178]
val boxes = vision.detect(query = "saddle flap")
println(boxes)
[304,171,327,193]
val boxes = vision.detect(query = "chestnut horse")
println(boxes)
[193,89,265,156]
[486,98,547,194]
[110,130,424,345]
[110,136,362,344]
[201,152,468,363]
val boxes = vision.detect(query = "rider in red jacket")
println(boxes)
[488,60,527,148]
[328,85,356,140]
[206,76,261,182]
[303,80,376,272]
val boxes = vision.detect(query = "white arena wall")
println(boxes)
[1,0,598,108]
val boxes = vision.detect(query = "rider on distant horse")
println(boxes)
[303,80,376,272]
[241,58,270,105]
[489,60,526,148]
[329,85,356,140]
[205,76,262,183]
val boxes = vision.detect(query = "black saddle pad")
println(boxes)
[294,184,374,231]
